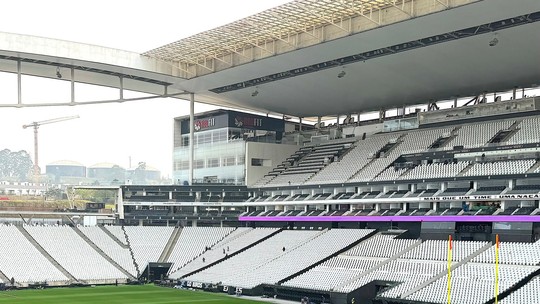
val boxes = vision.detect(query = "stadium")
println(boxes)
[1,0,540,303]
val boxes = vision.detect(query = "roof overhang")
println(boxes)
[0,0,538,118]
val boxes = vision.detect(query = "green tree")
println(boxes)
[0,149,33,181]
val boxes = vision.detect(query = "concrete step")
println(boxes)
[71,226,136,280]
[158,227,183,263]
[99,225,129,248]
[399,241,492,299]
[122,225,141,277]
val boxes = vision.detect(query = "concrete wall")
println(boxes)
[245,142,299,186]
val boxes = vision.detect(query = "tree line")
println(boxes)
[0,149,33,181]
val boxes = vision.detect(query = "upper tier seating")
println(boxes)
[400,162,469,180]
[257,140,355,187]
[464,159,536,176]
[305,134,396,185]
[349,129,452,183]
[444,119,514,150]
[506,116,540,145]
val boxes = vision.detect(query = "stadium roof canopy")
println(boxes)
[0,0,539,119]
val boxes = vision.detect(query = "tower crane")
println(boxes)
[22,115,80,179]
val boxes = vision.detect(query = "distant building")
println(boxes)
[46,160,86,183]
[173,109,299,186]
[0,181,47,196]
[87,162,126,185]
[125,165,161,184]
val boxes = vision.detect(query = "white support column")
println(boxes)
[299,117,303,132]
[17,60,22,105]
[117,188,124,220]
[189,93,195,185]
[70,68,75,104]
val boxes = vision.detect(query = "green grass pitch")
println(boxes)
[0,284,268,304]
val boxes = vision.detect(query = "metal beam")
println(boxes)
[70,67,75,104]
[189,93,195,186]
[17,60,22,106]
[0,92,188,108]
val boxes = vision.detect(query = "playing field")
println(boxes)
[0,284,268,304]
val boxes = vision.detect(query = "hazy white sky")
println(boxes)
[0,0,291,177]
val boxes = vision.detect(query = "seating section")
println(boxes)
[79,226,137,276]
[257,140,356,187]
[506,184,540,194]
[305,135,395,185]
[341,245,437,296]
[500,275,540,304]
[284,234,417,292]
[401,162,469,180]
[1,223,540,303]
[0,225,68,285]
[472,240,540,265]
[169,228,279,278]
[251,114,540,191]
[104,225,129,245]
[464,159,535,176]
[283,234,491,301]
[345,234,417,258]
[123,226,174,271]
[401,240,488,262]
[404,263,539,304]
[283,257,379,291]
[507,116,540,145]
[167,227,235,272]
[444,119,514,150]
[388,240,540,303]
[350,128,452,183]
[25,225,128,282]
[186,229,374,288]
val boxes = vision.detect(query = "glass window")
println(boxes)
[207,158,220,168]
[194,159,205,169]
[223,157,236,167]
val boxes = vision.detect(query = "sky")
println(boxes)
[0,0,291,178]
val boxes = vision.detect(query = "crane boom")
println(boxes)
[22,115,80,129]
[22,115,80,181]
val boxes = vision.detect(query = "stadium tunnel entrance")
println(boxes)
[140,262,172,282]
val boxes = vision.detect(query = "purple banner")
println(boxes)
[239,215,540,222]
